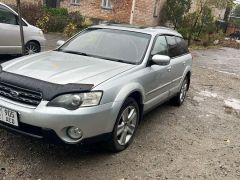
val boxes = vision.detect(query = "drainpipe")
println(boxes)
[130,0,136,24]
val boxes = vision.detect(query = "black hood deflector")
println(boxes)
[0,70,94,101]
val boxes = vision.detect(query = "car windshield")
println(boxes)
[58,28,151,64]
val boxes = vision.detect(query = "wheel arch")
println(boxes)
[113,82,145,124]
[127,91,144,123]
[186,71,191,90]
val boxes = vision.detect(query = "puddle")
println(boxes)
[224,99,240,111]
[199,91,218,98]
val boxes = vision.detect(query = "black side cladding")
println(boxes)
[0,70,94,101]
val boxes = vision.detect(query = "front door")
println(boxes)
[144,35,172,111]
[0,5,21,54]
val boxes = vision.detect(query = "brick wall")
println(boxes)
[60,0,133,24]
[1,0,42,5]
[132,0,165,26]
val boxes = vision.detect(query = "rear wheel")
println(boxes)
[171,76,189,106]
[25,41,40,55]
[108,97,139,152]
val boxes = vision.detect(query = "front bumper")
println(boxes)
[39,36,46,52]
[0,97,122,144]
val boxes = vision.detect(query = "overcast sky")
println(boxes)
[234,0,240,4]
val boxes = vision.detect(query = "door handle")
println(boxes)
[167,66,172,72]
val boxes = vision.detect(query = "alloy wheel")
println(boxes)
[116,106,138,146]
[25,42,40,55]
[180,79,188,103]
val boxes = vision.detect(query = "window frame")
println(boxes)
[147,34,169,66]
[101,0,113,10]
[70,0,80,5]
[150,35,169,56]
[0,5,18,25]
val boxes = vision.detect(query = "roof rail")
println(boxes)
[147,26,175,30]
[99,23,146,29]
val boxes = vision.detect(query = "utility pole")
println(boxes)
[16,0,25,55]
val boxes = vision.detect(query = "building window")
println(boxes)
[71,0,80,5]
[101,0,112,9]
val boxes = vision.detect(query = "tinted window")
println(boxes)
[166,36,178,58]
[151,36,168,56]
[0,6,17,25]
[59,29,151,64]
[175,37,189,55]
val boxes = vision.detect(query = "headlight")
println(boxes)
[47,92,103,110]
[39,30,44,36]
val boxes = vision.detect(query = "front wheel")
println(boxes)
[108,97,140,152]
[25,41,40,55]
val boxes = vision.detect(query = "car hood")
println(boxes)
[2,51,135,86]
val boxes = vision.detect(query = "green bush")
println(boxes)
[64,17,93,37]
[45,8,68,16]
[68,12,84,28]
[36,7,69,33]
[36,14,50,33]
[64,22,78,37]
[35,7,93,34]
[48,15,68,32]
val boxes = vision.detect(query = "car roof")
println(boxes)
[91,23,183,37]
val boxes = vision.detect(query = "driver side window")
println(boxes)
[151,36,168,56]
[0,6,18,25]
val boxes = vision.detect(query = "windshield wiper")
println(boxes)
[58,49,90,57]
[57,49,136,65]
[105,58,136,65]
[89,55,136,65]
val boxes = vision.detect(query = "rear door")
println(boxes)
[0,5,21,54]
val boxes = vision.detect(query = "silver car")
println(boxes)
[0,3,46,55]
[0,24,192,152]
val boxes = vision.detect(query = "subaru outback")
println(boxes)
[0,24,192,152]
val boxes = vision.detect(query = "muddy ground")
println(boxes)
[0,47,239,179]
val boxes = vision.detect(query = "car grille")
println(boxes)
[0,82,42,106]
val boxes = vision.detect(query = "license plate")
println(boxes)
[0,107,18,127]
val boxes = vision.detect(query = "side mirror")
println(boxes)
[57,40,65,47]
[152,55,170,65]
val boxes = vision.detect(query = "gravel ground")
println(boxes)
[0,37,239,179]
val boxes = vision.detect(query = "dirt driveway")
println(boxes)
[0,47,239,179]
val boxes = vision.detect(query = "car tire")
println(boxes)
[25,41,40,55]
[107,97,140,153]
[171,76,189,106]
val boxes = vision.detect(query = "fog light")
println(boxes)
[67,127,83,140]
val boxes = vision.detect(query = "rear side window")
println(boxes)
[166,36,179,58]
[166,36,189,58]
[175,36,189,55]
[0,6,17,25]
[151,36,168,56]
